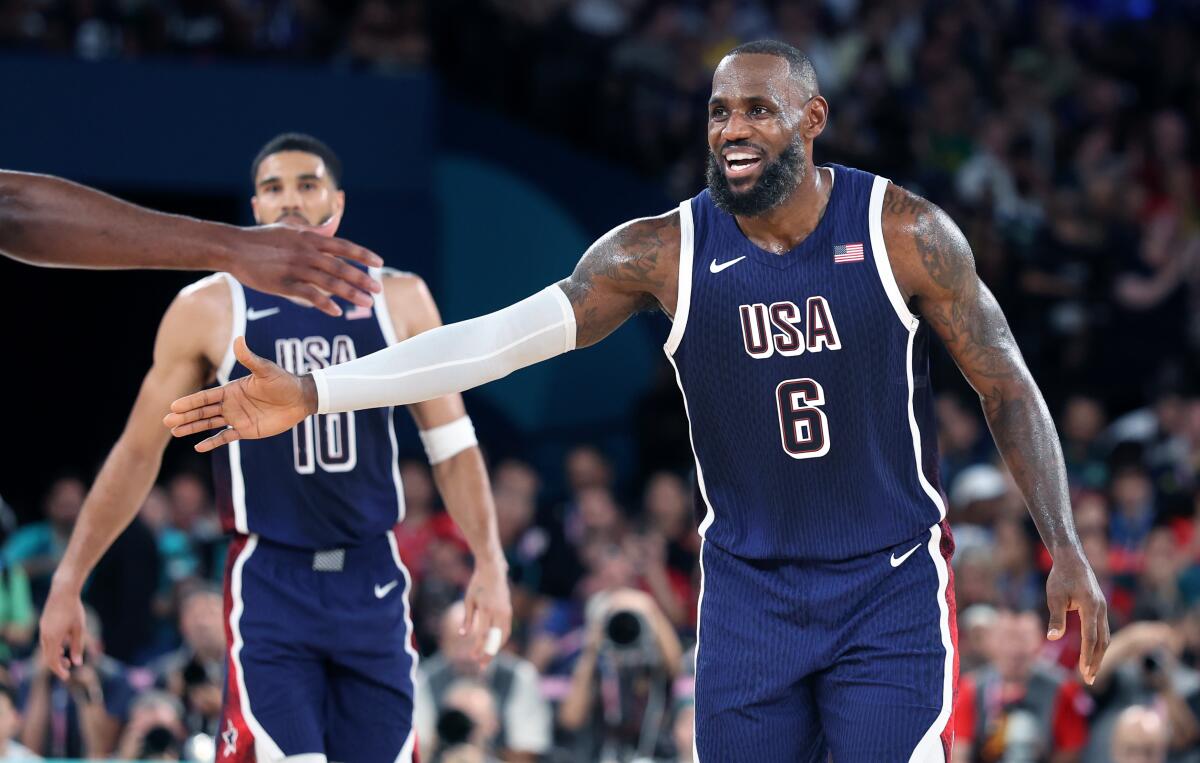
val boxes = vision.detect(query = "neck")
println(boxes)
[734,160,829,253]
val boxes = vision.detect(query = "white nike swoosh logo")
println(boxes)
[246,307,280,321]
[374,580,399,599]
[890,544,922,568]
[709,256,747,274]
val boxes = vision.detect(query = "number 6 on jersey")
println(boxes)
[775,378,829,459]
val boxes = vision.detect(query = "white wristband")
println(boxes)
[419,416,478,464]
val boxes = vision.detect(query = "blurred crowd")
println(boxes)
[2,0,1200,761]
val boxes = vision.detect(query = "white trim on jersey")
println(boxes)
[661,201,716,536]
[909,523,954,763]
[219,274,251,535]
[692,538,708,763]
[867,179,955,758]
[370,267,409,524]
[229,536,288,761]
[385,531,420,763]
[868,176,920,330]
[664,200,695,355]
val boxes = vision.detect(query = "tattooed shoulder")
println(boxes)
[881,183,976,299]
[560,209,679,310]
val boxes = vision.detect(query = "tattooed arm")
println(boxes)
[558,210,681,346]
[882,184,1109,684]
[163,212,680,448]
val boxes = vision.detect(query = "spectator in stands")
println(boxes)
[1111,705,1170,763]
[166,473,223,581]
[431,679,499,763]
[491,458,546,649]
[394,460,440,583]
[2,476,83,607]
[16,607,134,758]
[1084,621,1200,761]
[953,609,1090,762]
[416,601,549,763]
[153,586,223,737]
[114,690,185,761]
[1110,465,1160,564]
[559,587,682,761]
[0,683,37,760]
[0,554,34,665]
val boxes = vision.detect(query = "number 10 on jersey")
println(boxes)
[276,337,358,474]
[775,378,829,459]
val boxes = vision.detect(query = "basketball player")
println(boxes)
[165,43,1109,760]
[0,169,381,316]
[40,134,511,762]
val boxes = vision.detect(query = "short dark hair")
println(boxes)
[251,132,343,189]
[725,39,819,95]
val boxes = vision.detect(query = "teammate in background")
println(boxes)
[40,133,511,763]
[166,43,1109,760]
[0,169,381,317]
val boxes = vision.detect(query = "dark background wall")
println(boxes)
[0,55,671,517]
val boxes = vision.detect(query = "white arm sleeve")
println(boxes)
[311,284,577,414]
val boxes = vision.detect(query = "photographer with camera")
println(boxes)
[416,601,551,762]
[432,680,501,763]
[151,586,223,738]
[15,607,133,758]
[114,690,185,761]
[1083,621,1200,762]
[558,587,682,763]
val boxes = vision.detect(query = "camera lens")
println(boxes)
[606,610,642,647]
[436,708,475,747]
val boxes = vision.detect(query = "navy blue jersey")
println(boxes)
[211,271,405,549]
[667,165,947,561]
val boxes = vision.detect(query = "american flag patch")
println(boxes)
[833,242,865,263]
[345,303,373,320]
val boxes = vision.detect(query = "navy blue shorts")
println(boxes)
[219,531,418,763]
[693,521,958,762]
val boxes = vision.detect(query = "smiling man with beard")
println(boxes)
[165,41,1108,761]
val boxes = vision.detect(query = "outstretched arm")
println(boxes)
[164,211,680,450]
[883,184,1109,684]
[0,170,382,316]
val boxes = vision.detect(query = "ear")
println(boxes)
[803,96,829,141]
[250,196,263,225]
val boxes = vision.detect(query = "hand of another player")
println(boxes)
[461,561,513,667]
[223,222,382,318]
[164,336,316,452]
[39,581,87,681]
[1046,550,1110,685]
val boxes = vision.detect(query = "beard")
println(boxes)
[706,134,807,217]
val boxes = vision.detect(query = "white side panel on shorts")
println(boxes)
[692,538,708,763]
[229,536,287,761]
[386,531,420,763]
[909,523,954,762]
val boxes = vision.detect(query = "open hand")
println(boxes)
[225,221,382,317]
[164,337,315,452]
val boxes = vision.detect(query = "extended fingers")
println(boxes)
[1079,604,1099,684]
[169,416,228,438]
[164,403,223,428]
[169,387,222,415]
[319,236,383,270]
[195,428,241,453]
